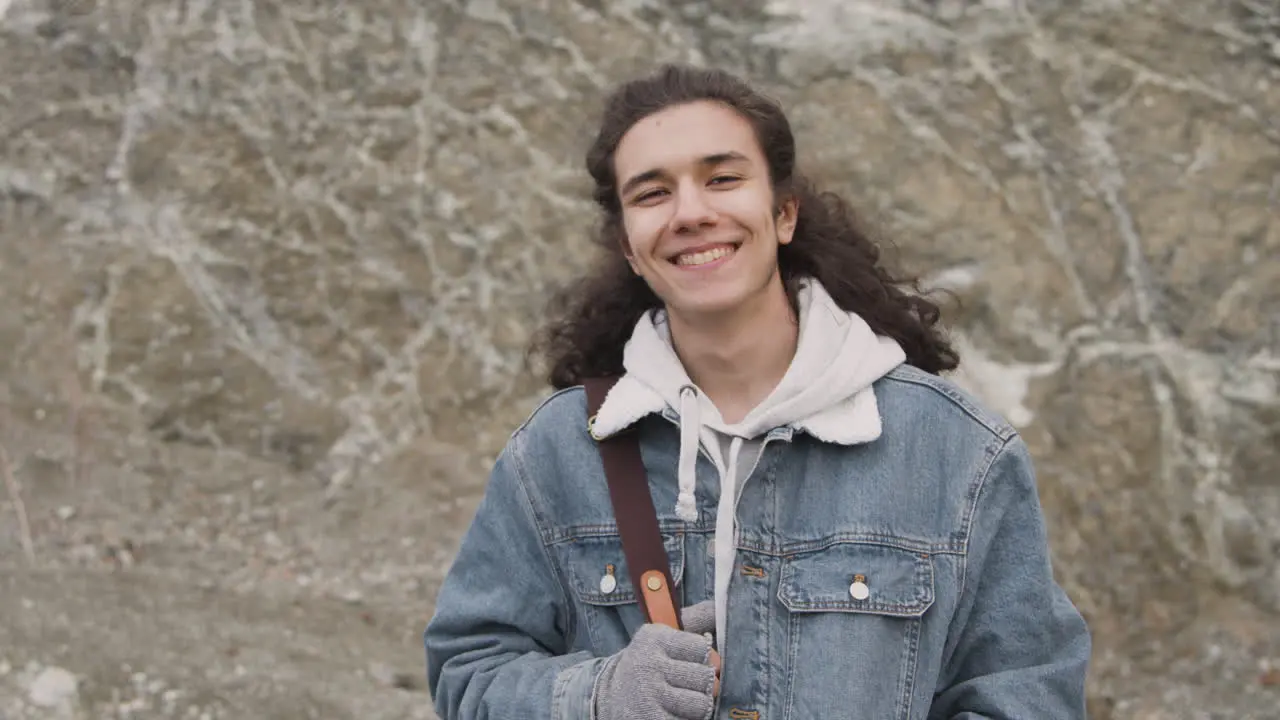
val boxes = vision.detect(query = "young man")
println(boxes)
[425,65,1091,719]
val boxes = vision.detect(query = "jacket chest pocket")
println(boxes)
[777,542,935,720]
[555,532,686,654]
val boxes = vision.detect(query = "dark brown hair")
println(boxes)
[530,65,959,389]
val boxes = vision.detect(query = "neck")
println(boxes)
[666,275,799,424]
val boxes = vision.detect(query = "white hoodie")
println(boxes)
[589,278,907,653]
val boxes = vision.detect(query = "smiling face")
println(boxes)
[612,100,797,321]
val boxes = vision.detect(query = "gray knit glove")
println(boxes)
[593,601,719,720]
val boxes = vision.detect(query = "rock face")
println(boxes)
[1,0,1277,717]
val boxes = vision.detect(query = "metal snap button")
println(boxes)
[599,564,617,594]
[849,573,870,600]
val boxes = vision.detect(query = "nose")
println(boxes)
[668,183,717,234]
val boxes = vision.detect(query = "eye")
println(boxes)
[708,175,742,186]
[633,188,668,205]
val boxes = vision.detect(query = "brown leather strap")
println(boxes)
[584,377,683,630]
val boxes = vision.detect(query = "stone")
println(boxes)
[28,666,78,708]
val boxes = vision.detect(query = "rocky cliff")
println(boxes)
[1,0,1277,717]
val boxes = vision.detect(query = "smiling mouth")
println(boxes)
[672,245,737,267]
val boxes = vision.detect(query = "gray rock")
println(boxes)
[28,666,78,708]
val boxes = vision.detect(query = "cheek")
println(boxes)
[622,211,664,257]
[720,189,774,231]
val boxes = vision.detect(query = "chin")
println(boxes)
[662,283,752,318]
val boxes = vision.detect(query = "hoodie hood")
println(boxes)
[589,277,907,653]
[591,277,906,445]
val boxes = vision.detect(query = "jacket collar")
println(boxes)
[589,372,885,446]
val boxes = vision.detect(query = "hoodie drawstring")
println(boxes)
[676,384,743,653]
[675,386,700,523]
[714,435,743,653]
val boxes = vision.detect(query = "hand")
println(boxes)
[593,601,719,720]
[679,601,720,697]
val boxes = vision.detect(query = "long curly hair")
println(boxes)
[530,65,959,389]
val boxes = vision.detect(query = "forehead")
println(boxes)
[613,101,764,179]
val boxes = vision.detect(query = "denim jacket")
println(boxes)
[425,361,1091,719]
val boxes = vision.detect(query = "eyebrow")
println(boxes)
[618,151,751,198]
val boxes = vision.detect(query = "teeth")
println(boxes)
[675,246,734,266]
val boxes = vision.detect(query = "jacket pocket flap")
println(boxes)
[560,533,685,606]
[778,542,934,617]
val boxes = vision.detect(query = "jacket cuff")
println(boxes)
[551,656,611,720]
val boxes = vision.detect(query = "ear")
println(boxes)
[775,195,799,245]
[619,233,642,275]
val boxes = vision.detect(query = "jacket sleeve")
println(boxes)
[929,435,1092,719]
[425,432,608,720]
